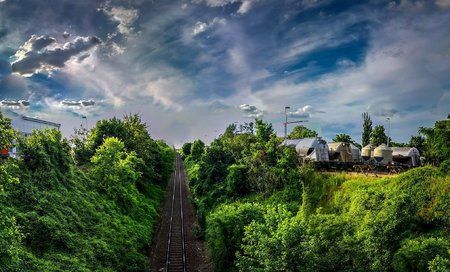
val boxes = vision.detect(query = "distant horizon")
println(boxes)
[3,108,447,149]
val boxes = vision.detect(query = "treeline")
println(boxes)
[0,112,175,271]
[182,117,450,271]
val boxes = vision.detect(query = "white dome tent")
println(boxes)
[289,137,330,162]
[392,147,421,167]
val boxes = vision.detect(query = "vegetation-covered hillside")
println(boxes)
[0,112,175,271]
[183,118,450,272]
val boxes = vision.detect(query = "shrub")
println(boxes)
[393,237,450,271]
[206,202,265,271]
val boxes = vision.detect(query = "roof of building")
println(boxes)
[21,115,61,128]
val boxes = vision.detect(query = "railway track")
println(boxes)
[165,155,187,272]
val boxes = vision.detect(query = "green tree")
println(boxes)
[419,116,450,165]
[181,142,192,159]
[190,139,205,161]
[83,114,172,186]
[0,111,15,151]
[90,137,143,209]
[390,141,408,147]
[226,164,249,198]
[288,125,317,139]
[333,133,352,143]
[370,125,388,146]
[255,119,274,143]
[239,122,254,134]
[87,117,129,152]
[18,129,72,178]
[333,133,361,148]
[362,112,373,146]
[224,123,237,138]
[409,135,425,154]
[70,126,91,165]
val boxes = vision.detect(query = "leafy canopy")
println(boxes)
[288,125,317,139]
[362,112,373,146]
[190,139,205,162]
[370,124,388,146]
[0,110,15,149]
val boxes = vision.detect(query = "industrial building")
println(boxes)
[2,113,61,158]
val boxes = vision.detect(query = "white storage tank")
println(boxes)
[361,144,375,162]
[349,143,361,162]
[373,144,393,164]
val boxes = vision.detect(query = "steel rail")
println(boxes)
[165,155,187,272]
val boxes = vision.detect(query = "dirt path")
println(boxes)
[148,155,212,272]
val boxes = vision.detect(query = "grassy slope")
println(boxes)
[203,166,450,271]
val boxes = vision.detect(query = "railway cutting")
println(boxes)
[148,154,211,272]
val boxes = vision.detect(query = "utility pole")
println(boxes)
[82,115,87,128]
[284,106,290,140]
[386,117,391,147]
[283,106,308,140]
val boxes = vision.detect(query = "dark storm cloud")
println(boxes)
[28,35,57,51]
[0,60,12,78]
[239,104,263,118]
[0,29,8,41]
[12,36,101,75]
[0,74,29,99]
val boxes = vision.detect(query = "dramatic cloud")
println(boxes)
[1,0,449,145]
[239,103,263,118]
[0,60,12,79]
[61,99,95,107]
[12,35,101,76]
[367,105,399,118]
[43,97,100,118]
[0,99,30,108]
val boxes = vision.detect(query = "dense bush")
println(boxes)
[206,202,265,272]
[0,113,175,271]
[235,167,450,272]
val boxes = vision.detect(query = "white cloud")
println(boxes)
[288,105,325,118]
[192,17,226,36]
[102,6,139,35]
[237,0,258,14]
[192,0,259,14]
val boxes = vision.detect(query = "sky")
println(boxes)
[0,0,449,146]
